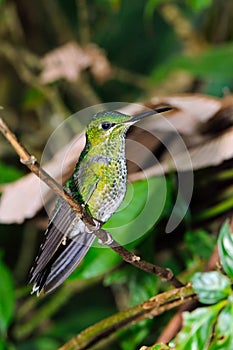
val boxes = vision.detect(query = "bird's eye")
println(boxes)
[101,122,115,130]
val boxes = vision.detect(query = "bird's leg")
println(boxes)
[97,228,114,246]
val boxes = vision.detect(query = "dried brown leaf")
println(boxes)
[148,93,222,135]
[40,41,112,84]
[40,42,91,83]
[86,44,112,83]
[0,132,85,223]
[129,94,233,180]
[129,127,233,182]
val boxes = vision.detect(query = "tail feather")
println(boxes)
[31,200,76,275]
[45,234,95,294]
[29,199,95,295]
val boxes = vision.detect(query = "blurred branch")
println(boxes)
[159,2,206,53]
[3,3,25,43]
[0,117,184,290]
[1,3,102,110]
[13,277,100,340]
[0,41,70,118]
[69,75,102,106]
[14,221,39,282]
[76,0,91,45]
[42,0,74,43]
[112,66,154,91]
[59,284,196,350]
[151,2,208,96]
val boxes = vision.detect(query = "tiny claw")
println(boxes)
[61,236,67,245]
[31,283,40,296]
[98,230,114,246]
[92,218,101,231]
[20,155,37,165]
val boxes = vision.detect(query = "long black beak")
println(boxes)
[130,106,172,123]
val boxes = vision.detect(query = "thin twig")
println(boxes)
[112,66,154,91]
[108,241,181,287]
[0,117,184,288]
[76,0,91,45]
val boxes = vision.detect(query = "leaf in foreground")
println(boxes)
[191,271,231,305]
[218,220,233,280]
[0,257,15,335]
[208,295,233,350]
[175,301,226,349]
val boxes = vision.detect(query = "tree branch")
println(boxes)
[59,284,196,350]
[0,41,70,119]
[13,277,101,341]
[0,116,184,288]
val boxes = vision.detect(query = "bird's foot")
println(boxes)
[20,155,37,165]
[92,218,101,231]
[98,230,114,246]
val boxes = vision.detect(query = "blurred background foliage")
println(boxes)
[0,0,233,349]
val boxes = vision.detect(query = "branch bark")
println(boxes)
[59,285,196,350]
[0,116,184,288]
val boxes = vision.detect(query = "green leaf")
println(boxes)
[191,271,231,305]
[104,249,159,296]
[0,162,23,184]
[69,246,121,280]
[110,268,158,350]
[103,177,167,246]
[196,198,233,220]
[103,266,129,286]
[218,220,233,280]
[185,229,216,260]
[18,337,60,350]
[22,87,46,109]
[119,320,151,350]
[186,0,213,11]
[0,338,7,350]
[0,257,15,335]
[208,295,233,350]
[151,344,171,350]
[144,0,168,19]
[175,301,226,349]
[128,270,158,306]
[152,44,233,83]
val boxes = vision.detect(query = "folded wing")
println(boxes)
[29,199,95,295]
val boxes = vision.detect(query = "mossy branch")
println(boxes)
[59,285,196,350]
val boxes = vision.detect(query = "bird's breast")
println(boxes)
[82,155,127,223]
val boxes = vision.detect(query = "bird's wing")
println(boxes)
[74,161,101,203]
[29,199,95,294]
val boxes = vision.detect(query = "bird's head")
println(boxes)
[86,107,171,146]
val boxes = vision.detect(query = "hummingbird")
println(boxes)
[29,107,171,295]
